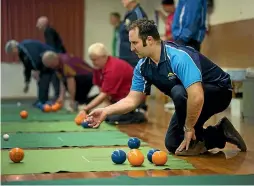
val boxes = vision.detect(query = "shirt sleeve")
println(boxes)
[23,67,31,84]
[45,28,58,49]
[92,70,101,87]
[63,64,76,78]
[130,60,151,95]
[170,52,202,89]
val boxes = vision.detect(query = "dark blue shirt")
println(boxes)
[119,4,147,67]
[18,39,56,83]
[18,39,55,70]
[131,42,232,96]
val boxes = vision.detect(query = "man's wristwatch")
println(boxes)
[184,126,193,132]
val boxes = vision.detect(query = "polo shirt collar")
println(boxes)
[148,41,167,65]
[159,41,167,63]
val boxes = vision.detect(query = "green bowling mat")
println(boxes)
[1,121,117,133]
[1,111,77,122]
[1,131,144,149]
[1,100,68,113]
[1,100,77,122]
[1,147,194,175]
[1,105,73,115]
[2,174,254,185]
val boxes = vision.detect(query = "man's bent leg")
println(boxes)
[196,84,232,150]
[51,72,60,101]
[74,74,93,104]
[164,85,187,153]
[165,112,184,153]
[200,85,246,151]
[165,84,237,155]
[105,111,146,125]
[38,72,51,104]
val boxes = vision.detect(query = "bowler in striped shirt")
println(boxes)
[42,51,94,111]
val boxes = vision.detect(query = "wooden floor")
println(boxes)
[2,97,254,182]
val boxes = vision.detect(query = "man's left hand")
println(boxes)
[32,71,40,81]
[176,128,196,152]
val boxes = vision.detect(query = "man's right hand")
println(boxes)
[87,108,108,128]
[23,83,29,93]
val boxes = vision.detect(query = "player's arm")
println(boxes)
[20,55,32,93]
[104,91,145,115]
[185,82,204,129]
[23,67,32,85]
[66,77,76,101]
[83,92,108,112]
[104,61,150,116]
[58,81,66,101]
[171,54,204,129]
[63,63,78,102]
[19,53,32,85]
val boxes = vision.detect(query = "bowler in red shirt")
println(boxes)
[79,43,146,124]
[82,43,133,112]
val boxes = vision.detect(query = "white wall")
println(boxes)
[0,63,55,98]
[2,0,254,99]
[84,0,164,63]
[209,0,254,25]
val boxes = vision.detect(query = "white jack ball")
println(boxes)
[3,134,9,141]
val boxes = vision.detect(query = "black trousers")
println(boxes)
[175,39,201,52]
[74,74,94,104]
[63,74,94,105]
[165,84,232,153]
[37,69,60,104]
[105,101,147,124]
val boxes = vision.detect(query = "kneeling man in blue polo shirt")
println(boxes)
[85,19,247,156]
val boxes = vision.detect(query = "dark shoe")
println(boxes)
[217,117,247,152]
[175,141,207,156]
[32,100,40,107]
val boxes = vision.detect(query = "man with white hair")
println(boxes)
[5,39,60,105]
[42,51,94,111]
[36,16,66,53]
[119,0,147,67]
[77,42,146,124]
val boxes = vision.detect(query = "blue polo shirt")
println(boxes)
[131,42,232,96]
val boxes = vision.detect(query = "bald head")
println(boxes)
[36,16,49,30]
[42,51,59,69]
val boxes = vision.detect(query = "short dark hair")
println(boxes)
[162,0,174,5]
[127,19,161,46]
[110,12,121,19]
